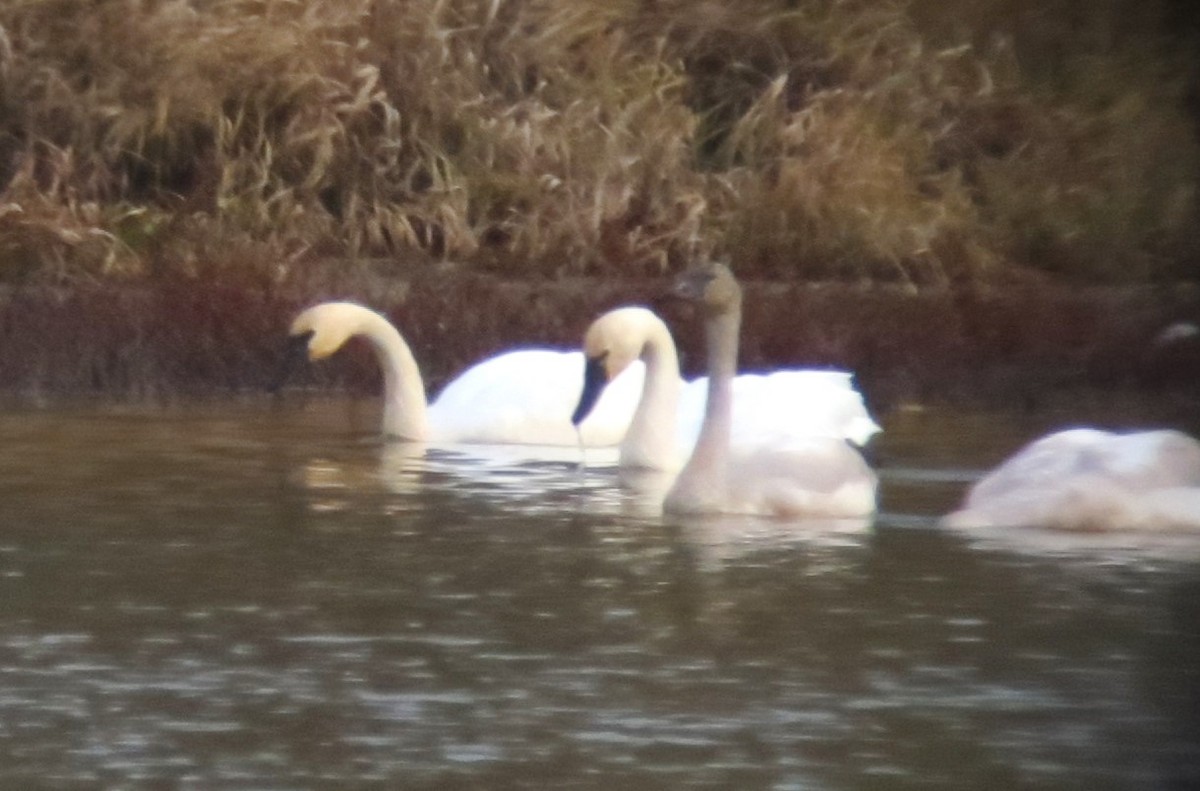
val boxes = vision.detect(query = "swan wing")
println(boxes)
[964,428,1112,508]
[1139,487,1200,530]
[947,473,1133,530]
[946,478,1200,531]
[1099,430,1200,488]
[428,349,644,446]
[724,438,879,519]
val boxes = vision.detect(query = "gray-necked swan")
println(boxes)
[653,262,877,518]
[570,306,880,472]
[943,428,1200,531]
[284,301,643,445]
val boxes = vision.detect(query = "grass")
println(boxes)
[0,0,1196,286]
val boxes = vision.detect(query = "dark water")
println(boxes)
[0,399,1197,790]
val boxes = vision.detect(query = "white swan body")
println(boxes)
[572,306,880,472]
[675,439,880,518]
[943,428,1200,531]
[654,264,877,518]
[679,370,880,450]
[288,301,643,445]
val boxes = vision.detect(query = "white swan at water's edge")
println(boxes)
[282,301,644,446]
[942,427,1200,531]
[644,262,877,518]
[570,306,881,472]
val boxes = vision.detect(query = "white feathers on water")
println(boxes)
[944,428,1200,531]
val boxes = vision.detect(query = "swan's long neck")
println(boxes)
[621,319,682,470]
[671,303,740,497]
[359,312,428,441]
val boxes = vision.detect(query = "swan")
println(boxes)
[283,301,644,445]
[943,428,1200,531]
[657,262,877,518]
[571,306,880,471]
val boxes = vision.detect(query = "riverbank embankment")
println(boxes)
[0,268,1196,424]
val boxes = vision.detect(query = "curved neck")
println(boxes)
[358,311,428,441]
[620,316,682,469]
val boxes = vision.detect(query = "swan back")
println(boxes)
[945,428,1200,530]
[676,370,881,451]
[430,348,644,446]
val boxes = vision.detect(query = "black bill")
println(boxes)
[268,330,314,395]
[571,355,609,426]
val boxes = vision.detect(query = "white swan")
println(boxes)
[571,306,880,471]
[658,262,878,518]
[943,428,1200,531]
[285,301,644,445]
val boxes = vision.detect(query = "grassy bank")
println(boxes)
[1,0,1198,286]
[0,2,1197,411]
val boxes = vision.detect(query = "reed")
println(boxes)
[0,0,1195,284]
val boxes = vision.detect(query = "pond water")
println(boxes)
[0,398,1197,789]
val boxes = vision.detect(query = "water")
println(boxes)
[0,398,1197,789]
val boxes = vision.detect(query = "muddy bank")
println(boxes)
[0,268,1196,420]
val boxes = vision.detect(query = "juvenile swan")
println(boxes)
[659,263,878,518]
[943,428,1200,531]
[571,306,880,471]
[285,301,643,445]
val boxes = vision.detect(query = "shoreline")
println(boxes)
[0,269,1196,423]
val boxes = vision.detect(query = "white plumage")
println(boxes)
[943,428,1200,531]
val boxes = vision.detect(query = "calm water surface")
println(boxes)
[0,398,1197,789]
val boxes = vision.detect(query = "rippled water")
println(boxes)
[0,398,1197,789]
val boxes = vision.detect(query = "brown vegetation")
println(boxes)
[0,0,1197,286]
[0,1,1197,409]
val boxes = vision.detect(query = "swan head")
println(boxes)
[288,301,377,361]
[270,302,382,393]
[571,307,658,426]
[674,261,741,315]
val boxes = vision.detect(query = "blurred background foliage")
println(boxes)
[0,0,1196,286]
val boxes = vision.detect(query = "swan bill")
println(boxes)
[674,261,740,314]
[673,266,716,301]
[572,355,609,426]
[269,330,314,394]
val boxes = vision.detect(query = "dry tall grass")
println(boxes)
[0,0,1196,285]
